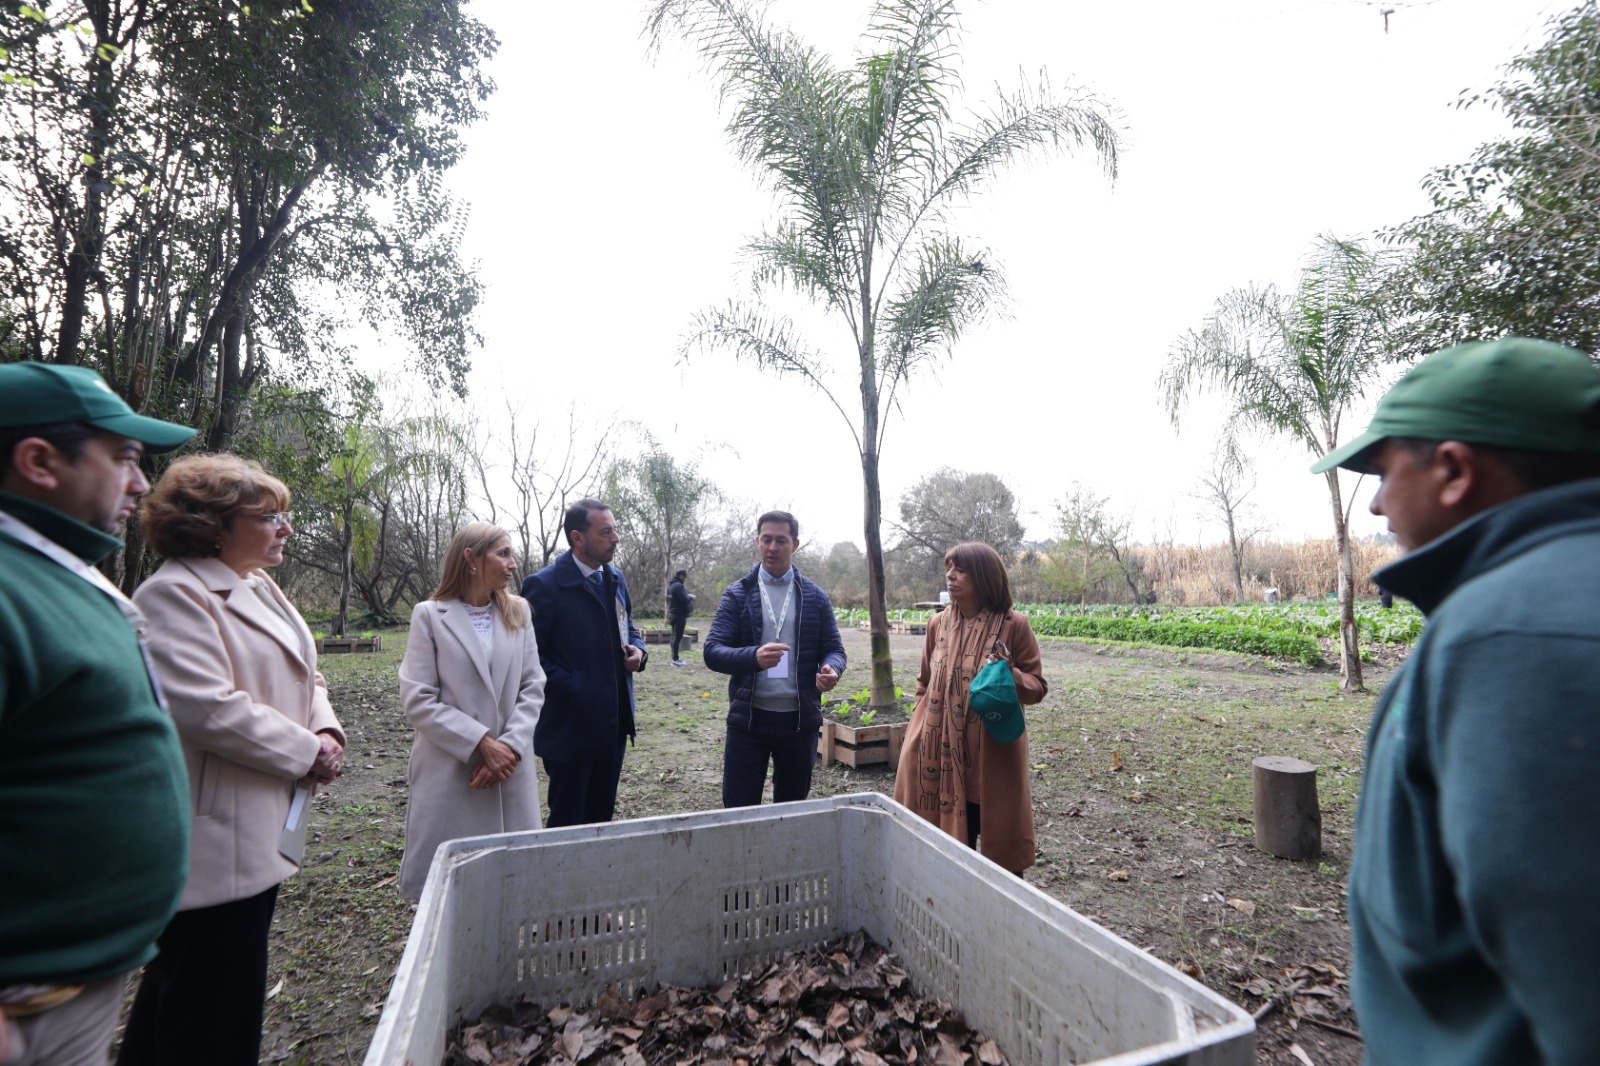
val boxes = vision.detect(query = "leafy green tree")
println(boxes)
[1160,235,1392,688]
[647,0,1118,708]
[1048,483,1148,605]
[0,0,493,448]
[1384,2,1600,357]
[892,467,1024,594]
[608,443,720,615]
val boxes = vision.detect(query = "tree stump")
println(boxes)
[1251,756,1321,860]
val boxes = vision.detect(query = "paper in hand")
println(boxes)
[278,781,313,864]
[767,650,790,679]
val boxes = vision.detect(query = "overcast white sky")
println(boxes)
[425,0,1566,552]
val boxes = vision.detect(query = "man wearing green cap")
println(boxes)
[1313,337,1600,1065]
[0,363,196,1066]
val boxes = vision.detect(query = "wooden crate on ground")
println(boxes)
[316,635,382,654]
[818,721,908,769]
[889,620,927,635]
[641,628,697,647]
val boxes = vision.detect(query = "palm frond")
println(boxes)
[874,238,1003,448]
[679,301,863,452]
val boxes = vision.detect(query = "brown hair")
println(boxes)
[943,541,1013,613]
[756,510,799,540]
[432,522,526,630]
[140,454,290,559]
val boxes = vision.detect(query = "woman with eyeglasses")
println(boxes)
[118,454,344,1066]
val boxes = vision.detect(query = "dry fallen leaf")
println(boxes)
[266,978,284,1000]
[1226,898,1256,917]
[443,934,1008,1066]
[1109,751,1125,772]
[1107,869,1130,882]
[1288,1043,1316,1066]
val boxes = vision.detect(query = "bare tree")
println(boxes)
[1192,434,1268,602]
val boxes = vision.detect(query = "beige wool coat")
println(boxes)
[398,598,545,900]
[135,558,345,911]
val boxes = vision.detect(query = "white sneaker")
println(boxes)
[671,659,689,667]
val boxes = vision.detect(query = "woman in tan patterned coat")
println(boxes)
[893,542,1047,874]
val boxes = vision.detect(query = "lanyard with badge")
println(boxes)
[759,577,794,678]
[0,510,169,712]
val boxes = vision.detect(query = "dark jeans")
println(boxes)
[543,738,628,827]
[669,616,687,660]
[117,883,281,1066]
[722,708,819,807]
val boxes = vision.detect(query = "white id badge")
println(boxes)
[767,650,791,679]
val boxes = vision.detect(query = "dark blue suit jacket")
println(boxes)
[521,552,645,761]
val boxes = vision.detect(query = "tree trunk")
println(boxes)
[862,443,896,711]
[1226,511,1244,603]
[1326,471,1363,689]
[1251,756,1322,860]
[336,495,354,638]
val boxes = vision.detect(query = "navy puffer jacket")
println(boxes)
[703,566,846,730]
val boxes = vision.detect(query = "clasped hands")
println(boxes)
[471,734,520,790]
[307,731,343,785]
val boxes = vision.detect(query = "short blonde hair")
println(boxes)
[432,522,527,630]
[141,454,290,559]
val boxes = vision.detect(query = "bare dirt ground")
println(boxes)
[197,625,1382,1065]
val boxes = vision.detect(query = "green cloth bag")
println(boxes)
[968,622,1025,743]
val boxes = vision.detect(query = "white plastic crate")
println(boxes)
[365,794,1253,1066]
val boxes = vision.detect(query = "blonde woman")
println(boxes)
[398,523,545,899]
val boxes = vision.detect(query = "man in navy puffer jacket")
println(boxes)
[704,510,845,807]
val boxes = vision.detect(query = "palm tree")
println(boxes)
[1160,235,1393,689]
[647,0,1119,708]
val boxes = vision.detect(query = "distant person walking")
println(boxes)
[520,499,647,827]
[704,510,845,808]
[398,523,545,900]
[894,542,1048,876]
[667,568,695,665]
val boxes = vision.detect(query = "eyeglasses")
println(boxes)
[246,511,294,529]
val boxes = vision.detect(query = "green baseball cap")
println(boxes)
[0,362,195,453]
[1311,337,1600,474]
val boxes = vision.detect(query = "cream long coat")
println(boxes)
[134,557,345,911]
[398,598,545,900]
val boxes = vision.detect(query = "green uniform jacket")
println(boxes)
[0,492,189,984]
[1351,478,1600,1065]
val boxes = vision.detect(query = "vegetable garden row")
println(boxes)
[833,601,1423,665]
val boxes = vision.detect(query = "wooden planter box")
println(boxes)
[889,620,927,635]
[641,627,697,647]
[817,721,909,769]
[316,636,382,654]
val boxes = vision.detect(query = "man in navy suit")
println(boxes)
[521,498,647,827]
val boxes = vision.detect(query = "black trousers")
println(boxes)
[543,737,628,827]
[669,616,687,660]
[722,708,819,807]
[116,883,281,1066]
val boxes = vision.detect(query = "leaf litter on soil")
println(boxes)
[444,931,1007,1066]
